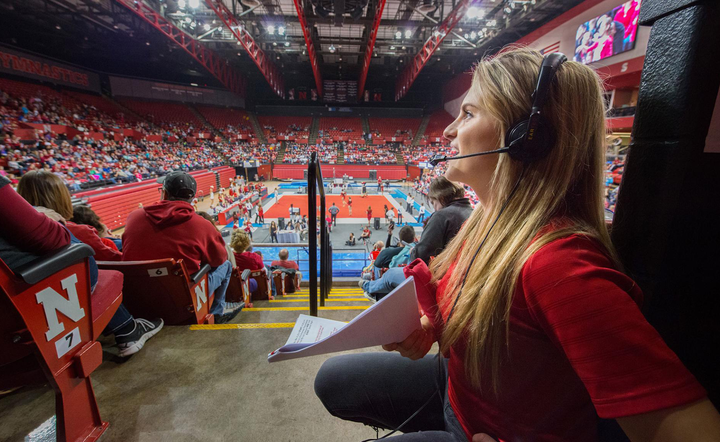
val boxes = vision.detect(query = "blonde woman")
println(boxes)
[314,48,720,441]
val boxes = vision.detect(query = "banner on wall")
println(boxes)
[109,76,244,107]
[0,46,100,93]
[323,80,358,103]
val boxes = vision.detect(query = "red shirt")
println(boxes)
[271,259,299,270]
[122,201,227,275]
[66,222,122,261]
[234,251,264,271]
[436,234,705,441]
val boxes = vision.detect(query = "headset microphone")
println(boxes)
[428,147,510,167]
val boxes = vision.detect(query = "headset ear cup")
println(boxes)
[505,120,529,161]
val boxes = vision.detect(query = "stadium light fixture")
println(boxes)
[188,0,199,8]
[278,26,286,35]
[184,17,191,23]
[470,31,477,39]
[177,0,186,9]
[404,29,412,38]
[487,19,497,27]
[203,23,210,31]
[272,41,277,46]
[267,25,275,34]
[466,6,484,19]
[395,31,402,39]
[329,44,336,53]
[284,41,290,47]
[390,45,395,50]
[401,46,406,50]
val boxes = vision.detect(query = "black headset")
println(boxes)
[505,52,567,163]
[428,52,567,166]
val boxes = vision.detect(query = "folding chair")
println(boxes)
[97,259,214,325]
[0,244,122,442]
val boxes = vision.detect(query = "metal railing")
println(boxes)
[307,152,332,316]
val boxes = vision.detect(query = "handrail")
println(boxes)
[307,152,332,316]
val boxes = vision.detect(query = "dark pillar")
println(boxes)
[612,0,720,404]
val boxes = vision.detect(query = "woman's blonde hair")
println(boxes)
[230,230,251,253]
[17,170,74,220]
[430,47,617,393]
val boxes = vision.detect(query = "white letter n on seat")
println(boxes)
[35,274,86,341]
[194,279,207,311]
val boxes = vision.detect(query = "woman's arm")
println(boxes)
[617,399,720,442]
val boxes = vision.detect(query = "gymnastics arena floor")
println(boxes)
[264,194,398,220]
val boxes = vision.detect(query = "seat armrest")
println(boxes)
[241,269,251,281]
[15,244,95,285]
[191,263,212,284]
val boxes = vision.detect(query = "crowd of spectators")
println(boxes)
[282,144,338,164]
[344,144,397,165]
[221,142,277,165]
[401,143,457,165]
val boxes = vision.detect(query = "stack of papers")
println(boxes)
[268,277,420,362]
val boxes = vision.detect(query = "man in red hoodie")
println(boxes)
[123,171,239,323]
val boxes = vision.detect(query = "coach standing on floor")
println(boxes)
[329,203,340,226]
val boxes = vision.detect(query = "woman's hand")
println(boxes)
[382,315,435,360]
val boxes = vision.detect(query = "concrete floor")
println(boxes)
[0,289,383,442]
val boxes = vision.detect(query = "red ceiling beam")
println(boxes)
[293,0,323,99]
[204,0,285,99]
[395,0,481,101]
[114,0,245,97]
[357,0,387,101]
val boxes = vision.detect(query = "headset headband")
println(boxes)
[517,52,567,147]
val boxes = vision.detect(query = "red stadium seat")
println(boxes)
[250,268,273,302]
[0,244,122,442]
[272,270,298,296]
[226,268,251,306]
[96,259,215,325]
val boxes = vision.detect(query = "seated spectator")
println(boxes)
[271,248,302,288]
[17,171,121,262]
[370,241,384,261]
[229,230,264,297]
[359,177,471,301]
[346,232,356,246]
[411,177,473,264]
[122,171,240,323]
[359,224,417,301]
[360,226,371,244]
[5,174,162,357]
[72,205,123,251]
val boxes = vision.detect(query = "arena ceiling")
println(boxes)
[0,0,586,106]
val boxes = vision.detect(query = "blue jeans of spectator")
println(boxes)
[364,267,405,298]
[106,304,134,334]
[208,260,232,315]
[314,353,466,441]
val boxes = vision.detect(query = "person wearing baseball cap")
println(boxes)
[123,171,241,323]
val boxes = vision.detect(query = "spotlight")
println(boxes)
[203,23,210,31]
[188,0,199,8]
[328,44,336,53]
[284,41,290,47]
[272,42,277,46]
[146,41,151,45]
[390,45,395,50]
[404,29,412,38]
[55,24,61,30]
[464,33,469,39]
[458,28,462,32]
[504,6,512,13]
[184,17,192,23]
[487,19,497,27]
[395,31,402,39]
[278,26,285,35]
[177,0,186,8]
[339,57,343,61]
[399,59,403,63]
[466,6,484,19]
[267,25,275,34]
[401,46,406,50]
[470,31,477,39]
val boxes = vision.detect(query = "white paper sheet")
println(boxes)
[268,277,420,363]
